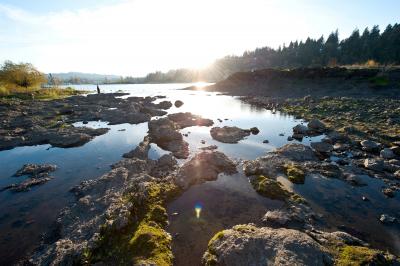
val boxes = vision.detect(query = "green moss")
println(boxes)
[290,194,307,204]
[209,231,224,244]
[336,245,391,266]
[285,164,305,184]
[251,175,291,201]
[0,87,88,101]
[130,222,173,266]
[84,181,181,265]
[148,205,168,227]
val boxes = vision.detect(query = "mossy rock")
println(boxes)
[251,175,291,201]
[130,222,173,266]
[336,245,393,266]
[148,204,168,227]
[285,164,305,184]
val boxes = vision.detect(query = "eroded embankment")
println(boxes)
[191,67,400,98]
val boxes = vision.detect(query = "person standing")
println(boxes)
[96,84,101,94]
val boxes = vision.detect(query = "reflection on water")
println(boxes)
[290,174,400,253]
[1,83,399,264]
[0,121,150,264]
[167,172,284,266]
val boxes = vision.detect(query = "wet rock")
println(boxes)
[363,158,384,172]
[285,164,305,184]
[324,131,350,144]
[210,126,251,143]
[276,143,317,162]
[333,143,350,152]
[383,161,400,173]
[308,162,343,179]
[175,150,237,189]
[379,214,396,224]
[292,133,304,140]
[389,159,400,166]
[263,139,269,143]
[155,100,173,110]
[293,124,309,135]
[29,144,179,265]
[390,146,400,156]
[243,144,317,179]
[174,100,184,108]
[250,175,292,201]
[49,133,92,148]
[262,210,290,227]
[382,188,395,198]
[308,230,365,247]
[380,148,395,159]
[199,145,218,151]
[311,142,333,154]
[15,163,57,177]
[361,140,380,152]
[287,136,293,141]
[123,136,150,159]
[148,117,189,159]
[394,170,400,179]
[249,127,260,135]
[203,224,331,266]
[344,174,367,187]
[307,119,326,133]
[6,174,53,192]
[167,112,213,128]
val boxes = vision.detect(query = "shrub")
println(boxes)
[0,85,9,96]
[0,60,46,89]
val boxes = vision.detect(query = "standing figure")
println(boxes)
[97,84,101,94]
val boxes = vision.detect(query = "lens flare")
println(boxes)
[195,203,202,219]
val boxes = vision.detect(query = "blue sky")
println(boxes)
[0,0,399,76]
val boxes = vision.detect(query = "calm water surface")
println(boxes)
[0,83,399,265]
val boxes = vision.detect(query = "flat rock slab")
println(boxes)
[148,113,213,159]
[210,126,252,143]
[175,150,237,189]
[14,163,57,177]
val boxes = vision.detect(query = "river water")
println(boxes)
[0,83,399,265]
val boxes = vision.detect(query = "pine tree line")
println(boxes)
[211,23,400,77]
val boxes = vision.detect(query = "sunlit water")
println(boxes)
[0,83,399,264]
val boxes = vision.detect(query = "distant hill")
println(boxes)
[49,72,122,84]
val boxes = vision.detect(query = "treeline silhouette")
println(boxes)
[139,23,400,83]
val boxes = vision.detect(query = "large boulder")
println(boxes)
[203,224,331,266]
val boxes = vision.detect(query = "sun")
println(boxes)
[193,81,209,89]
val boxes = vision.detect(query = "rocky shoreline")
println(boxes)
[2,74,400,265]
[0,93,171,151]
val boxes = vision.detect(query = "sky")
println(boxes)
[0,0,399,76]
